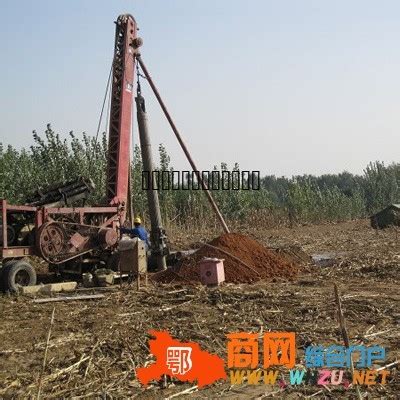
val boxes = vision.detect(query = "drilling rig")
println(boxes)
[0,14,167,291]
[0,13,230,292]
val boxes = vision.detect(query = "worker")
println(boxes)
[120,217,150,249]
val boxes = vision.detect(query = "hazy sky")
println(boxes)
[1,0,399,177]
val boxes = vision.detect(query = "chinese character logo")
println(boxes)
[166,346,193,375]
[227,333,259,368]
[305,344,386,368]
[226,332,296,369]
[264,332,296,368]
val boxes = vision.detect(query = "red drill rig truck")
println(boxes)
[0,14,167,292]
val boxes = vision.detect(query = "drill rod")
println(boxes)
[136,93,167,271]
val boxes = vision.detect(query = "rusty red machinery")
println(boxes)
[0,15,141,291]
[0,13,230,292]
[106,15,141,210]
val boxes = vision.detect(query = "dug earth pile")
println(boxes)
[155,233,298,284]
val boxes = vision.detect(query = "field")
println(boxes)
[0,220,399,399]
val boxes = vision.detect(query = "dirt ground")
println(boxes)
[0,219,399,399]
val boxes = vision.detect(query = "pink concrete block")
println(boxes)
[199,258,225,286]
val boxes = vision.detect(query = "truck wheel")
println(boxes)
[3,260,36,293]
[1,260,16,291]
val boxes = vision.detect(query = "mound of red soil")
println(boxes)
[154,233,297,284]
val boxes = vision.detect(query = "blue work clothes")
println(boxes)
[120,226,150,248]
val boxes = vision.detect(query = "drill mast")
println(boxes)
[106,14,139,210]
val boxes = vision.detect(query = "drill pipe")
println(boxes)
[136,93,167,271]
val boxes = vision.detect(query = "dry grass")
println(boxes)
[0,219,399,398]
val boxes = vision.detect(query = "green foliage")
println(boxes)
[286,178,366,223]
[362,161,398,213]
[0,125,108,204]
[1,127,399,227]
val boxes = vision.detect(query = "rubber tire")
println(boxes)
[3,260,36,293]
[1,260,16,291]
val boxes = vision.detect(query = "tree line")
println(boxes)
[1,126,399,228]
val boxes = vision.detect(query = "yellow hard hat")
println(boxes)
[134,217,142,224]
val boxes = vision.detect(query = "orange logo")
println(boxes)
[137,331,296,388]
[136,330,226,388]
[227,333,259,368]
[226,332,296,369]
[264,332,296,368]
